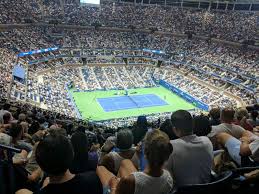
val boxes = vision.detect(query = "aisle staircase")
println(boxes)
[102,67,114,88]
[113,67,126,88]
[90,67,101,89]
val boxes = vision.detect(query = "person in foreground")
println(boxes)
[97,129,174,194]
[166,110,213,187]
[16,132,103,194]
[70,131,97,173]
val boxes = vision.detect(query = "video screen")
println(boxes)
[80,0,100,5]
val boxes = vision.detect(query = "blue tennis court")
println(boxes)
[97,94,168,112]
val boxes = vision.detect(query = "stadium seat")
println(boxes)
[1,144,40,194]
[173,171,233,194]
[0,144,21,194]
[0,161,9,194]
[241,156,259,167]
[231,167,259,194]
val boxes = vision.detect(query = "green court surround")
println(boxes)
[71,86,196,121]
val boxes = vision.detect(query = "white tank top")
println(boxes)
[109,152,125,173]
[132,169,173,194]
[109,151,139,173]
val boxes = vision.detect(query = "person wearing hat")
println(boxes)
[99,129,137,175]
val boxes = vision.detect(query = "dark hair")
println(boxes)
[159,119,177,140]
[36,133,74,175]
[77,125,87,133]
[28,121,41,135]
[116,129,133,150]
[251,111,258,121]
[132,116,148,145]
[3,103,11,111]
[65,123,74,136]
[209,108,220,120]
[71,131,89,160]
[9,123,23,139]
[136,116,148,128]
[193,115,212,136]
[171,110,193,134]
[38,117,46,125]
[3,112,11,124]
[48,128,67,136]
[220,108,235,123]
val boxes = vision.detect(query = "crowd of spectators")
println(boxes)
[1,100,259,194]
[0,26,257,122]
[0,2,259,193]
[0,49,15,99]
[1,40,257,119]
[13,62,238,124]
[0,0,257,43]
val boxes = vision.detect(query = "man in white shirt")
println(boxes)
[166,110,213,187]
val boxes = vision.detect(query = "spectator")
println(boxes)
[18,113,27,122]
[193,115,212,136]
[29,121,41,136]
[9,122,33,153]
[3,112,12,124]
[70,131,97,174]
[0,103,12,124]
[166,110,213,187]
[209,107,221,126]
[234,108,253,131]
[16,133,103,194]
[20,122,29,134]
[48,128,67,137]
[247,110,259,127]
[97,129,173,194]
[100,129,136,174]
[159,118,177,140]
[208,107,246,139]
[132,116,148,145]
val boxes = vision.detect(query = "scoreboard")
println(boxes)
[80,0,100,5]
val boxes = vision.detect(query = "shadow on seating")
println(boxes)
[241,156,259,167]
[231,166,259,194]
[0,144,22,194]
